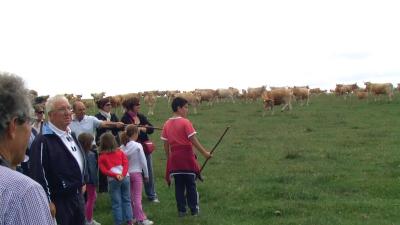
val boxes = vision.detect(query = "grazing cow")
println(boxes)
[310,88,327,95]
[397,83,400,92]
[174,92,201,114]
[292,86,310,106]
[143,92,157,115]
[194,89,216,106]
[353,89,369,100]
[364,82,394,101]
[216,88,236,103]
[246,85,266,102]
[167,90,180,103]
[91,92,106,103]
[334,83,358,99]
[262,88,293,116]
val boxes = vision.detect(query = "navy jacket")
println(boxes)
[29,123,87,201]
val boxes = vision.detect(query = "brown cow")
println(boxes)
[246,85,266,102]
[174,92,201,114]
[292,86,310,106]
[262,88,293,116]
[364,82,394,101]
[144,92,157,115]
[335,83,358,99]
[194,89,216,106]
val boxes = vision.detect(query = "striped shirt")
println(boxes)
[0,165,54,225]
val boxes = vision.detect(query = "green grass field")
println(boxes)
[90,94,400,225]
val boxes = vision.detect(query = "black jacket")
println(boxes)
[120,112,154,143]
[29,123,87,201]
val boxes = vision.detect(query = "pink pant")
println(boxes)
[130,172,147,221]
[85,184,97,221]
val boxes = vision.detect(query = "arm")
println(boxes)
[100,121,125,129]
[98,156,119,178]
[163,140,170,158]
[139,114,154,134]
[138,145,149,178]
[189,135,211,159]
[121,151,129,177]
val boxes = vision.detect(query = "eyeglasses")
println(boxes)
[53,107,72,114]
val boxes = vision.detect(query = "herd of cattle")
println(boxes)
[29,82,398,116]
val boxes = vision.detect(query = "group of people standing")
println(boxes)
[0,72,212,225]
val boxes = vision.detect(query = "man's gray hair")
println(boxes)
[45,95,69,113]
[0,72,32,139]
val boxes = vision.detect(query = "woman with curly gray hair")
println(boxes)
[0,72,54,224]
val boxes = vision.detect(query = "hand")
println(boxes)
[81,184,86,193]
[139,126,147,133]
[116,122,125,128]
[116,174,124,181]
[203,151,212,159]
[49,201,56,218]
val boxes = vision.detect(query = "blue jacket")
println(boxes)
[86,150,98,185]
[29,123,88,201]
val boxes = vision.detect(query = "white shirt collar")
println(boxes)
[48,121,72,137]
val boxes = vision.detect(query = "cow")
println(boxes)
[262,88,293,116]
[216,88,236,103]
[246,85,266,102]
[174,92,201,114]
[354,88,369,100]
[194,89,216,106]
[91,92,106,103]
[364,82,394,101]
[143,92,157,115]
[334,83,358,99]
[292,86,310,106]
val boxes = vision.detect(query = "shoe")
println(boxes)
[86,219,101,225]
[191,211,199,216]
[137,219,154,225]
[149,198,160,203]
[178,211,187,217]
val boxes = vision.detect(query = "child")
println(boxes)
[161,97,212,217]
[98,133,133,225]
[120,125,154,225]
[78,133,101,225]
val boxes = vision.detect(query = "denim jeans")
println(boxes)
[144,154,158,200]
[108,177,133,225]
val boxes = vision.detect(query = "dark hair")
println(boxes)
[99,132,118,152]
[0,72,32,139]
[96,97,111,109]
[78,133,94,151]
[171,97,188,112]
[120,124,139,146]
[122,96,140,111]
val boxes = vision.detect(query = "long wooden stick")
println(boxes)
[200,126,230,173]
[123,123,163,130]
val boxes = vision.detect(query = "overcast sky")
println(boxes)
[1,0,399,98]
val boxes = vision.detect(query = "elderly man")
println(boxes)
[0,72,54,224]
[29,95,88,225]
[70,100,124,144]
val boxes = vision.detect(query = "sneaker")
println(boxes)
[149,198,160,203]
[86,219,101,225]
[137,219,154,225]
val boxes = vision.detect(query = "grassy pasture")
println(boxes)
[90,93,400,225]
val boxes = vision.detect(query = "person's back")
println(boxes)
[0,150,53,225]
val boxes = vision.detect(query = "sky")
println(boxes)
[1,0,399,99]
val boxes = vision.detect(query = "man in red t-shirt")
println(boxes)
[161,97,211,217]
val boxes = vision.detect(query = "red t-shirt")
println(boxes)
[161,117,196,147]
